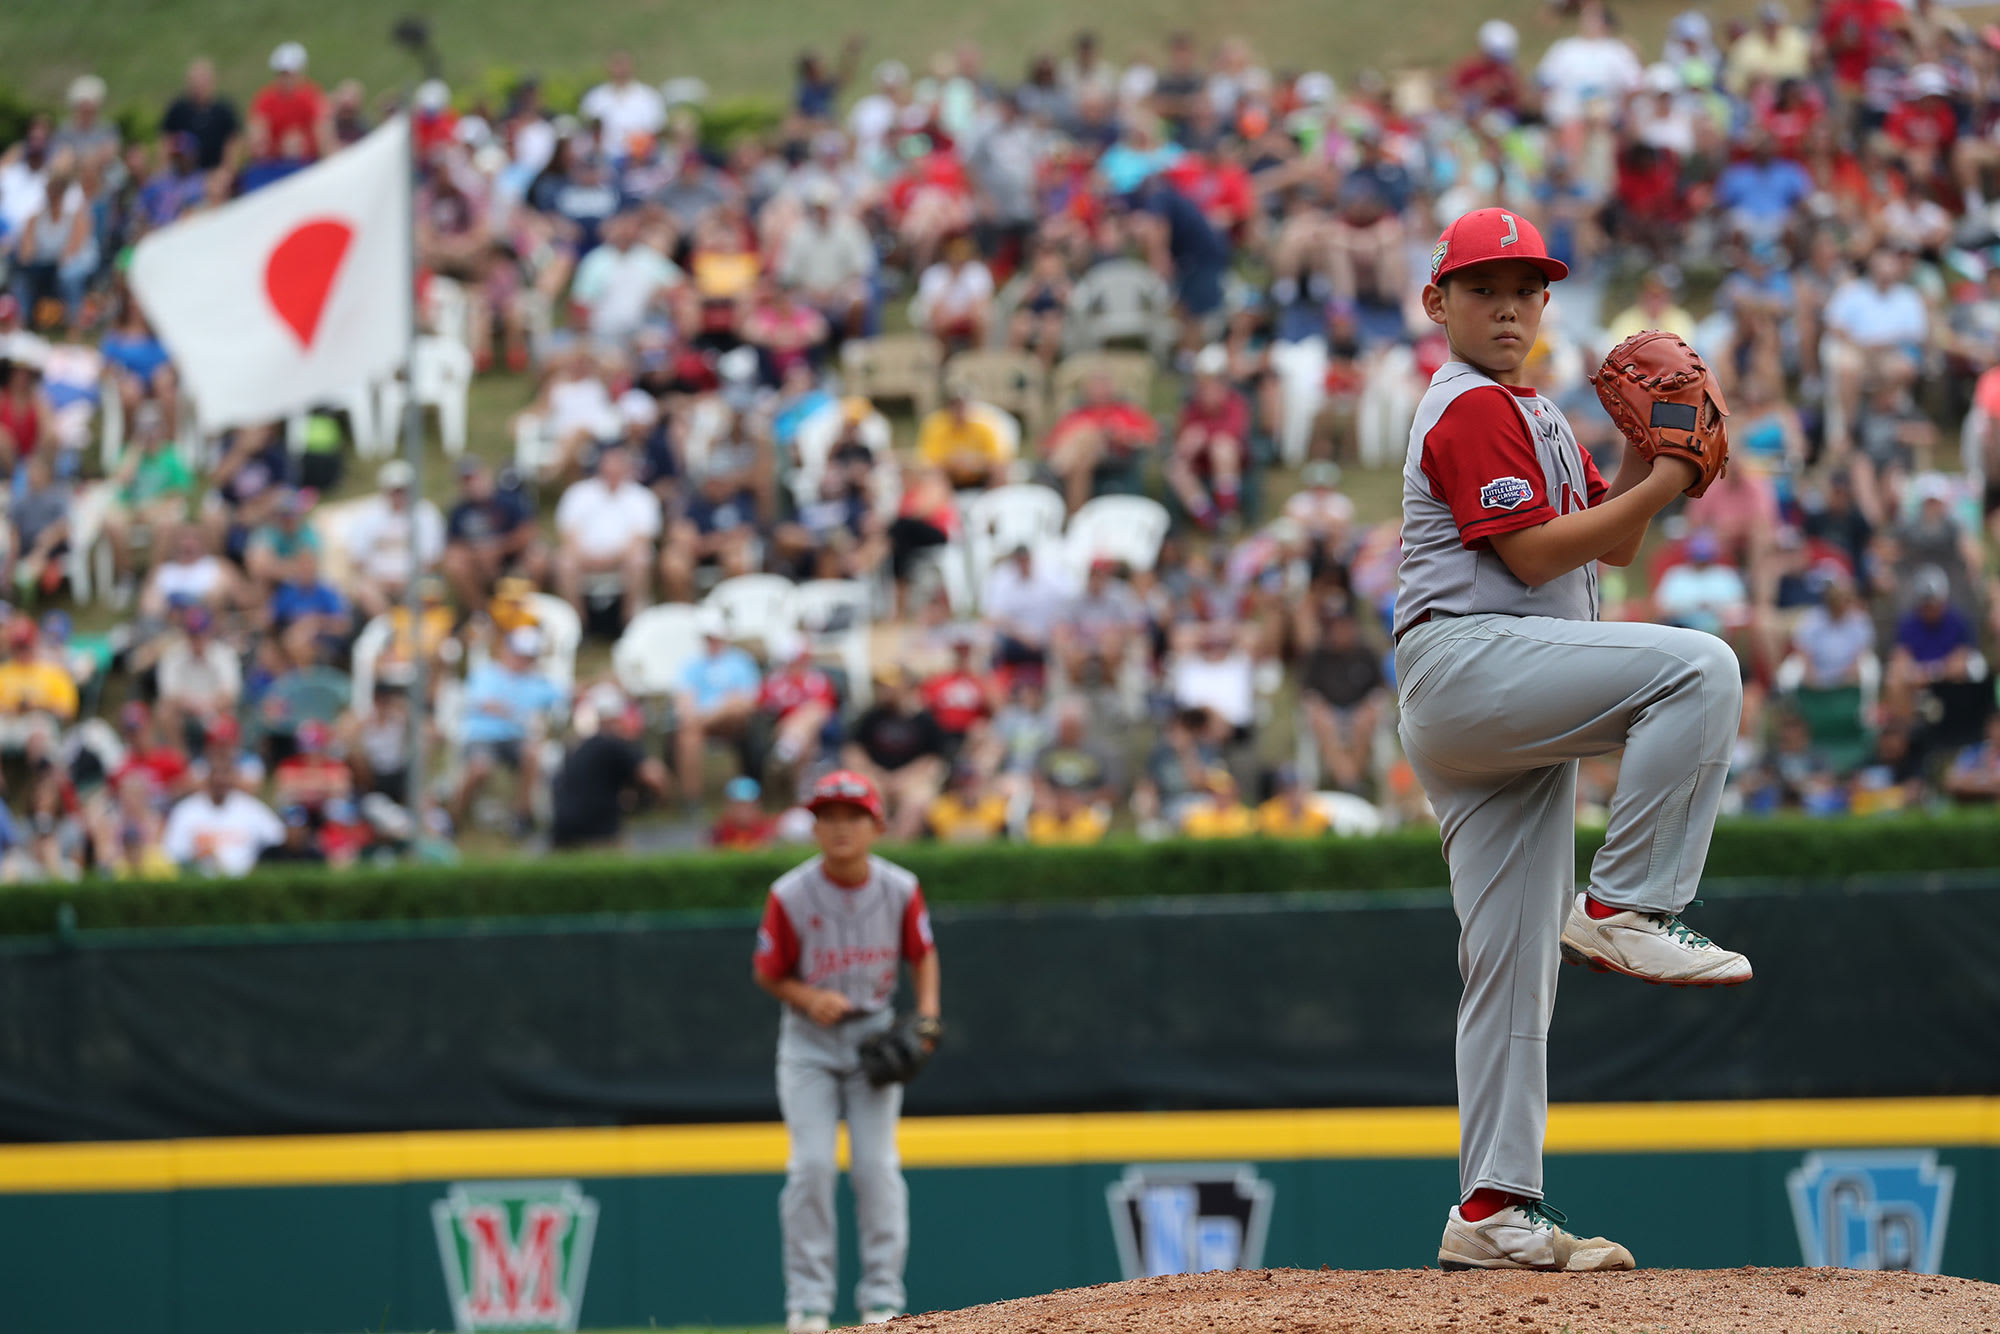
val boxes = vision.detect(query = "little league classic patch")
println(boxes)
[1479,476,1533,510]
[1430,240,1448,280]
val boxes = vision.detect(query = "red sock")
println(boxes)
[1584,895,1619,920]
[1459,1189,1521,1221]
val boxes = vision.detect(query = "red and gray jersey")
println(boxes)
[1395,361,1608,638]
[754,855,933,1050]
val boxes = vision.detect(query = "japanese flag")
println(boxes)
[130,116,412,431]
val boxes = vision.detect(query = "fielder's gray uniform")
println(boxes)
[754,855,935,1316]
[1393,362,1742,1201]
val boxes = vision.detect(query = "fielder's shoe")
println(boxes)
[786,1313,830,1334]
[1438,1199,1636,1272]
[1559,894,1752,987]
[860,1309,902,1325]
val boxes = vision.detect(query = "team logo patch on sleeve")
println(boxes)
[1478,476,1534,510]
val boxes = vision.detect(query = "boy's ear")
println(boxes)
[1421,282,1448,327]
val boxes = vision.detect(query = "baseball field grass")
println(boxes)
[1,0,1759,123]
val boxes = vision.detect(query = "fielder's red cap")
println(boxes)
[1429,207,1569,285]
[805,769,886,825]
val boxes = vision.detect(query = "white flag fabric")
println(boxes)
[130,116,412,431]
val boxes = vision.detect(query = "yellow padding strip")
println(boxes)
[0,1097,1991,1194]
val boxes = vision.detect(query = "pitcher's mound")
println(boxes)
[891,1266,2000,1332]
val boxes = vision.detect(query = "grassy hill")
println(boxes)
[2,1,1770,124]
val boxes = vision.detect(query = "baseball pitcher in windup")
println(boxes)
[1393,207,1750,1272]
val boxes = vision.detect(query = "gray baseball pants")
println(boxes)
[777,1022,907,1317]
[1395,612,1742,1201]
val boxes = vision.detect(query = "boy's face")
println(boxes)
[813,803,877,860]
[1422,259,1549,380]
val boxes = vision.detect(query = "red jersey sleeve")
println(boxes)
[1581,444,1610,507]
[900,886,936,962]
[1419,386,1554,548]
[753,892,801,981]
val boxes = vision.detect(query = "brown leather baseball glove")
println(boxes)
[1591,331,1731,498]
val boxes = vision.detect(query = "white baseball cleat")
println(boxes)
[786,1313,830,1333]
[1438,1199,1637,1272]
[860,1309,902,1325]
[1559,894,1752,987]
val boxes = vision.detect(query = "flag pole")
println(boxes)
[397,106,429,851]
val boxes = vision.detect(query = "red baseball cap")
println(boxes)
[805,769,886,826]
[1429,207,1568,285]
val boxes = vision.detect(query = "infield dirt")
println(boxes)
[879,1265,2000,1332]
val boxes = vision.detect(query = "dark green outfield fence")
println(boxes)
[1,814,1997,934]
[2,873,1997,1142]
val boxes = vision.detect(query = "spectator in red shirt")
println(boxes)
[250,41,329,162]
[1451,19,1527,117]
[756,633,839,777]
[710,775,777,849]
[1885,67,1959,154]
[1043,371,1159,512]
[1608,142,1686,257]
[1166,345,1251,530]
[111,701,192,802]
[919,633,995,759]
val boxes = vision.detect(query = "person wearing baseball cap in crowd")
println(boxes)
[453,625,565,836]
[251,41,329,161]
[710,775,777,849]
[548,699,669,849]
[346,459,447,621]
[162,724,284,878]
[1400,205,1751,1272]
[753,767,940,1332]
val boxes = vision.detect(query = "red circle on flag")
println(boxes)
[263,218,355,349]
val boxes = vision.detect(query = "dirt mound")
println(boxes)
[890,1266,2000,1333]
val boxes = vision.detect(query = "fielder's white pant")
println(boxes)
[1395,612,1742,1202]
[777,1041,907,1316]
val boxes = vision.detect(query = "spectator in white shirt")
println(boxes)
[1790,570,1876,687]
[1824,249,1930,451]
[344,459,445,619]
[140,524,244,618]
[910,236,994,350]
[156,604,241,739]
[162,754,283,877]
[527,345,621,483]
[579,53,665,160]
[1536,2,1642,129]
[570,209,684,348]
[554,444,660,625]
[1168,621,1257,737]
[779,184,874,338]
[979,543,1075,672]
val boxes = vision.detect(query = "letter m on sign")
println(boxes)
[433,1181,601,1332]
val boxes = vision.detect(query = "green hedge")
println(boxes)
[1,815,1997,937]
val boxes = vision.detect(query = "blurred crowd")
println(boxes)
[1,0,2000,876]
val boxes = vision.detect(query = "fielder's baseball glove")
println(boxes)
[858,1014,943,1087]
[1591,331,1731,498]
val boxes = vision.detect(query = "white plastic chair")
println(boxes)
[522,593,581,693]
[790,402,894,511]
[424,275,472,350]
[703,574,800,655]
[1269,338,1329,468]
[1064,495,1171,575]
[64,483,117,604]
[349,613,395,705]
[792,578,875,706]
[966,402,1021,464]
[513,412,559,478]
[1308,791,1388,837]
[377,336,474,457]
[1062,260,1176,358]
[65,717,127,779]
[612,603,707,697]
[963,483,1068,589]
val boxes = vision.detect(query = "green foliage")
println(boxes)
[0,82,45,147]
[698,98,785,151]
[1,815,1996,937]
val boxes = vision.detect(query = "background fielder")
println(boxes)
[754,770,942,1332]
[1393,208,1752,1273]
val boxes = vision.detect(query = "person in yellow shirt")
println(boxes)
[1722,4,1813,97]
[916,383,1008,490]
[1025,783,1109,845]
[1257,767,1333,838]
[926,765,1010,845]
[0,619,77,751]
[1603,268,1698,344]
[1179,769,1257,840]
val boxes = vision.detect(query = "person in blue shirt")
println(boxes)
[266,545,350,668]
[671,609,762,805]
[1889,565,1976,714]
[1713,131,1812,244]
[454,626,567,834]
